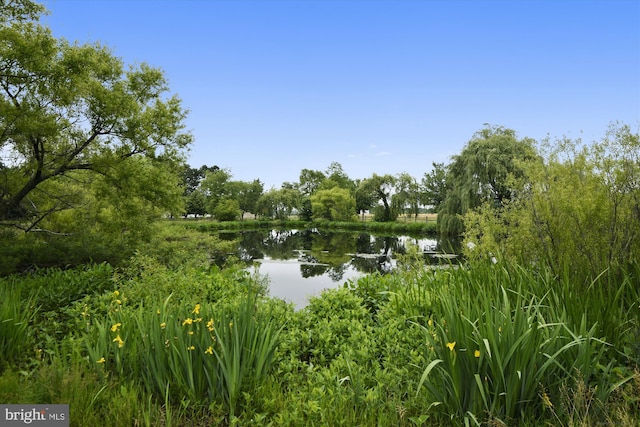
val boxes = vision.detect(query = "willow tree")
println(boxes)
[437,125,538,235]
[0,1,192,270]
[464,123,640,278]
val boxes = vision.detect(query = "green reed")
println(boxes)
[417,263,621,425]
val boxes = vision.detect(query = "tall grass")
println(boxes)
[416,263,631,425]
[0,284,37,369]
[86,289,283,418]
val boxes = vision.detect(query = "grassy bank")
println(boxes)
[0,245,638,425]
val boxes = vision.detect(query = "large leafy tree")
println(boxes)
[182,165,218,196]
[437,125,537,235]
[298,168,326,196]
[393,172,421,220]
[320,162,355,193]
[0,1,192,269]
[201,168,232,213]
[421,162,448,212]
[255,187,300,220]
[358,174,397,222]
[228,179,264,220]
[310,187,356,221]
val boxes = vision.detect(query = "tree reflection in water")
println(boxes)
[213,228,459,307]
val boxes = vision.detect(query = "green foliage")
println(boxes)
[416,263,629,425]
[86,289,285,419]
[393,172,422,220]
[1,161,639,427]
[255,187,301,220]
[0,284,37,370]
[0,0,47,23]
[421,162,448,212]
[358,174,397,222]
[438,125,538,235]
[310,187,356,221]
[185,190,208,217]
[0,2,191,271]
[213,198,241,221]
[135,221,237,270]
[464,123,640,280]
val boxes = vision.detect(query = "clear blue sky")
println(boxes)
[42,0,640,189]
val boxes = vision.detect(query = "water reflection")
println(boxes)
[216,229,460,308]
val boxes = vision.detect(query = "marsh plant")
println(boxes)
[416,264,636,425]
[86,287,284,418]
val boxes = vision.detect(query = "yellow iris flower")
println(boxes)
[113,335,124,348]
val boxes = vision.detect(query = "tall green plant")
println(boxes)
[86,290,283,417]
[416,264,618,425]
[0,285,37,368]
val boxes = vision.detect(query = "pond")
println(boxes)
[216,228,461,308]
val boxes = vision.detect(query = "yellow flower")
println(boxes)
[157,309,161,315]
[446,341,456,352]
[187,345,195,351]
[110,323,122,332]
[194,317,203,323]
[115,299,122,305]
[427,318,433,327]
[192,304,201,315]
[206,319,214,332]
[113,290,120,297]
[229,321,233,329]
[205,346,213,355]
[113,335,124,348]
[97,357,105,364]
[182,318,193,326]
[160,322,166,329]
[188,331,194,335]
[474,350,481,358]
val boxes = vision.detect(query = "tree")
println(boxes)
[201,168,232,213]
[0,1,191,226]
[358,174,397,222]
[421,162,448,212]
[393,172,421,220]
[0,1,192,269]
[213,198,240,221]
[255,187,300,220]
[182,164,218,196]
[321,162,355,193]
[298,168,326,196]
[229,179,263,220]
[310,188,356,221]
[437,125,538,235]
[184,190,207,217]
[464,123,640,279]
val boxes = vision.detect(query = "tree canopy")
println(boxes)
[437,125,538,235]
[0,0,192,271]
[463,122,640,279]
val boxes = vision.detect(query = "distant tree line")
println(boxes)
[181,161,446,224]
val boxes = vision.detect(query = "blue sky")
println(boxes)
[41,0,639,189]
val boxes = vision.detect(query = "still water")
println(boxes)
[217,228,459,308]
